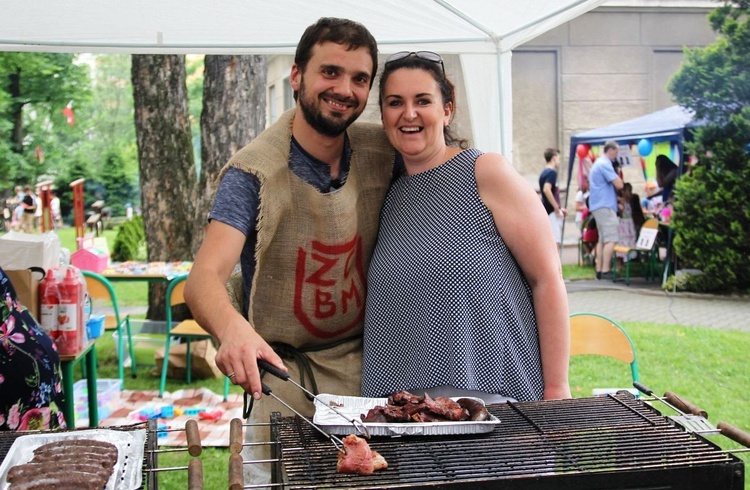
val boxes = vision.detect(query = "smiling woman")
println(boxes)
[362,51,572,404]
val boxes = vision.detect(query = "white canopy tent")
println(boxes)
[0,0,607,156]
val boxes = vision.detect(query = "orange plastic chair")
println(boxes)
[159,275,229,401]
[569,312,640,386]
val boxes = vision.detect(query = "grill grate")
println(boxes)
[273,394,745,489]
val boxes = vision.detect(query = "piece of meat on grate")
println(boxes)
[336,434,388,475]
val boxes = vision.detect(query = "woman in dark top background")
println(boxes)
[0,266,66,430]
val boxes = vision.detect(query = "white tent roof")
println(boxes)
[0,0,608,155]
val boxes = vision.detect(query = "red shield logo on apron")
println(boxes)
[294,236,366,338]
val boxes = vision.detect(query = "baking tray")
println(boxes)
[313,394,501,437]
[0,428,147,490]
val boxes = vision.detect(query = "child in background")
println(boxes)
[616,183,637,265]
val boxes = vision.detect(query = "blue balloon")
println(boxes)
[637,138,653,157]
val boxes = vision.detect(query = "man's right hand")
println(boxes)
[214,319,287,399]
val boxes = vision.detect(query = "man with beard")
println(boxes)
[185,17,396,485]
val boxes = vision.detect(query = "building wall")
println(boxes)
[513,4,717,196]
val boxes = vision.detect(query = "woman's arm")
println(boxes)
[475,153,571,400]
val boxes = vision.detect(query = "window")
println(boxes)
[269,84,277,123]
[283,78,293,111]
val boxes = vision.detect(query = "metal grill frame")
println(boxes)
[0,421,156,490]
[270,394,745,489]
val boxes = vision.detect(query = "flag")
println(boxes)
[62,101,75,125]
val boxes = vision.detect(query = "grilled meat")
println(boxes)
[336,434,388,475]
[8,439,118,490]
[362,392,471,423]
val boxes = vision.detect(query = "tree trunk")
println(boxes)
[9,72,24,153]
[192,55,267,254]
[132,54,196,319]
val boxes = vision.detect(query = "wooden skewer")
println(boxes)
[185,419,202,457]
[229,418,243,455]
[188,458,204,490]
[229,453,244,490]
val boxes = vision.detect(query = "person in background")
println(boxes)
[615,182,637,267]
[629,187,646,236]
[539,148,567,251]
[49,190,62,229]
[20,186,36,233]
[12,186,24,230]
[362,51,571,404]
[588,140,623,280]
[184,17,397,486]
[581,202,598,263]
[0,266,66,431]
[574,178,590,231]
[641,181,658,218]
[654,154,678,203]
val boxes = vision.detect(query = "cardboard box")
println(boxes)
[5,268,41,319]
[0,231,61,272]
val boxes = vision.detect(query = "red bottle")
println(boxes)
[38,269,60,340]
[57,266,82,355]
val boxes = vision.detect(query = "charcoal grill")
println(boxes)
[267,393,744,489]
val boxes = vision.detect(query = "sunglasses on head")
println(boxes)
[385,51,445,76]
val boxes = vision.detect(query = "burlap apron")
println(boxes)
[223,109,393,483]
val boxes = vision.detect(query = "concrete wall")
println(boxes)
[513,5,717,200]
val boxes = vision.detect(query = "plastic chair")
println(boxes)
[82,270,137,385]
[612,218,660,285]
[569,312,639,386]
[159,275,229,401]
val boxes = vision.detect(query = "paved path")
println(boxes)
[113,278,749,333]
[566,278,750,332]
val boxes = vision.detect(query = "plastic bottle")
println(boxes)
[38,269,60,340]
[57,266,82,355]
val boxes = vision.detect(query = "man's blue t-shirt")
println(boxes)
[588,156,619,213]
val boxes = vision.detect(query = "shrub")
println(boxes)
[668,1,750,293]
[671,122,750,293]
[111,216,145,261]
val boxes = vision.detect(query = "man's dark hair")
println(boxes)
[293,17,378,100]
[544,148,560,163]
[603,140,619,152]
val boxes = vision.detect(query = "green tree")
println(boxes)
[74,55,139,185]
[0,53,91,184]
[132,54,196,319]
[99,150,135,217]
[668,0,750,292]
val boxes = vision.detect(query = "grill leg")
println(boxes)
[270,412,283,485]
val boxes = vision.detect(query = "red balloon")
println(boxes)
[576,144,590,159]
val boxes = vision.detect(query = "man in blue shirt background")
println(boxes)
[587,140,624,280]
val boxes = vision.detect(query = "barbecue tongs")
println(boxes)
[257,360,370,439]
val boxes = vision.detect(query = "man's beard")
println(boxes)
[298,79,361,137]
